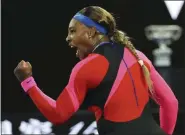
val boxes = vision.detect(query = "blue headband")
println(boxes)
[73,13,107,34]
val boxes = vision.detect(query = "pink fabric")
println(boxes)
[22,78,56,107]
[105,48,178,134]
[35,86,56,108]
[150,65,178,135]
[21,77,37,92]
[105,48,137,107]
[137,50,178,134]
[66,54,99,112]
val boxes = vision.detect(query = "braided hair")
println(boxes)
[78,6,154,95]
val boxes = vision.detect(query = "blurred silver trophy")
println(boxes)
[145,25,182,67]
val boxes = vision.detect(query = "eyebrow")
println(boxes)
[68,26,76,31]
[69,27,74,30]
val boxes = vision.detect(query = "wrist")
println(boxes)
[21,76,37,93]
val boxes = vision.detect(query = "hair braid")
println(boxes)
[78,6,154,96]
[112,30,154,95]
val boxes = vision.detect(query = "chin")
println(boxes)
[77,51,89,60]
[79,55,87,60]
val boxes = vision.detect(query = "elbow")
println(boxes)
[171,95,178,105]
[172,98,178,109]
[161,96,178,111]
[49,117,66,125]
[51,120,64,126]
[50,112,70,125]
[168,97,179,110]
[49,101,74,125]
[43,113,67,126]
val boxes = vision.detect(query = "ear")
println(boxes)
[88,27,96,38]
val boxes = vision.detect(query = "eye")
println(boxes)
[70,29,76,33]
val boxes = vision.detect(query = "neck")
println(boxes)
[93,35,110,47]
[92,35,110,52]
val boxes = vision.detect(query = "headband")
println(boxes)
[73,13,107,34]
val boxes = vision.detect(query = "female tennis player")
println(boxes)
[14,6,178,135]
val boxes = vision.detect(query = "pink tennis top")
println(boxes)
[22,46,178,135]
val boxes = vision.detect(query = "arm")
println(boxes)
[27,86,76,124]
[25,69,87,125]
[20,54,109,125]
[150,65,178,135]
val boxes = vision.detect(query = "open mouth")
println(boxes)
[69,44,80,57]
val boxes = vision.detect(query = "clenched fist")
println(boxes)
[14,60,32,82]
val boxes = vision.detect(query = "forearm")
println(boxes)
[150,66,178,134]
[21,77,75,125]
[159,99,178,135]
[28,86,64,124]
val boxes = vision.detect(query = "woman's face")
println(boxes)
[66,19,94,60]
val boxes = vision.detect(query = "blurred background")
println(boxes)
[2,0,185,134]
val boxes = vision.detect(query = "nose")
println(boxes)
[66,35,71,43]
